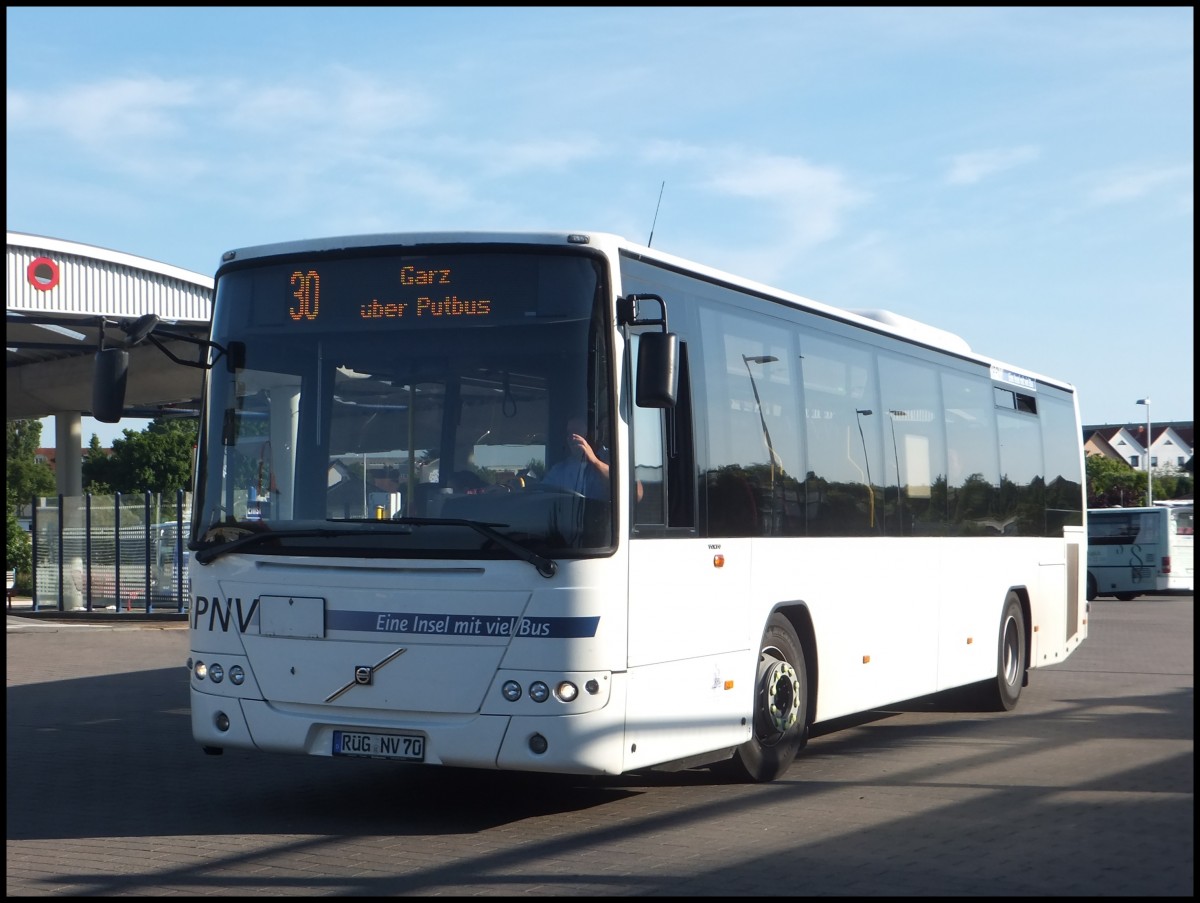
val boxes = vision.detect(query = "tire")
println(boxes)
[729,613,808,782]
[1115,592,1138,601]
[977,591,1027,712]
[1086,573,1097,603]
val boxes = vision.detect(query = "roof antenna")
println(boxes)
[647,181,665,247]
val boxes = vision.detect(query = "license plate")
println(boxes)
[333,729,425,761]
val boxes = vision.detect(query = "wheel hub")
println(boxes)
[763,660,799,734]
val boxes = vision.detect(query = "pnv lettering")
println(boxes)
[193,595,259,632]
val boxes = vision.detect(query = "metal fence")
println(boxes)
[29,490,191,613]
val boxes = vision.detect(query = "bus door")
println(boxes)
[626,337,752,760]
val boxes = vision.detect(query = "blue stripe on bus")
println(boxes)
[326,610,600,638]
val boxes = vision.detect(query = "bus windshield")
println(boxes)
[193,247,615,561]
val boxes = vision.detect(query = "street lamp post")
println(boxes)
[743,354,780,532]
[855,408,875,529]
[1136,397,1152,504]
[888,410,906,532]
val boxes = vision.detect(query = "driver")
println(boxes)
[542,415,610,499]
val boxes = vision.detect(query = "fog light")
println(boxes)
[229,665,245,686]
[501,680,522,702]
[194,661,207,680]
[555,681,578,702]
[208,663,224,683]
[215,712,230,732]
[529,681,550,703]
[528,733,548,754]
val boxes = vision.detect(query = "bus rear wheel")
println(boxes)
[730,613,808,783]
[975,592,1026,712]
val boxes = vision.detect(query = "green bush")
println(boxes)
[6,510,32,592]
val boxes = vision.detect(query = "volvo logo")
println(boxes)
[325,647,407,702]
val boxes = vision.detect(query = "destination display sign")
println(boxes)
[228,252,598,330]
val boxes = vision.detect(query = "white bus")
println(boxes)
[1086,505,1194,600]
[97,231,1087,782]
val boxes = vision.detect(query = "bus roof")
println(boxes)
[215,230,1077,395]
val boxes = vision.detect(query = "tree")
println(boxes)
[1085,453,1146,507]
[6,510,32,575]
[1152,471,1193,501]
[82,418,198,497]
[5,420,56,516]
[5,420,51,588]
[81,434,114,494]
[1086,449,1195,508]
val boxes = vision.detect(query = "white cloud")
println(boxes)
[1085,163,1193,207]
[8,77,200,147]
[462,137,607,176]
[223,69,437,139]
[634,148,873,287]
[705,151,871,249]
[944,145,1040,186]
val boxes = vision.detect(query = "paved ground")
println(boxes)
[6,594,1193,896]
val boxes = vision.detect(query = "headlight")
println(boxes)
[555,681,579,702]
[501,680,522,702]
[529,681,550,703]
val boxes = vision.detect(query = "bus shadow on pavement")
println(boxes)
[5,665,639,842]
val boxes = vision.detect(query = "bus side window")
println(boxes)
[666,342,695,529]
[878,353,945,537]
[633,399,665,525]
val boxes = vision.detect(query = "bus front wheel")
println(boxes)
[730,613,808,783]
[976,592,1027,712]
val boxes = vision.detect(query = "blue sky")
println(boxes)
[7,7,1193,448]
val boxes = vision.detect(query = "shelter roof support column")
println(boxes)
[55,413,83,498]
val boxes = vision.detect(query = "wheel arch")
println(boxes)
[1006,585,1032,680]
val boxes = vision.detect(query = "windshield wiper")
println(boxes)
[193,526,411,565]
[389,517,558,578]
[193,518,558,578]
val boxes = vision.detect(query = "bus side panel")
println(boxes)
[750,538,942,720]
[629,533,1082,732]
[625,536,755,769]
[792,536,1074,723]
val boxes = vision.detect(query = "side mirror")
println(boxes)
[92,347,129,423]
[636,332,679,408]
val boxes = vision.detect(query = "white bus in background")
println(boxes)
[1087,505,1194,600]
[93,230,1089,782]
